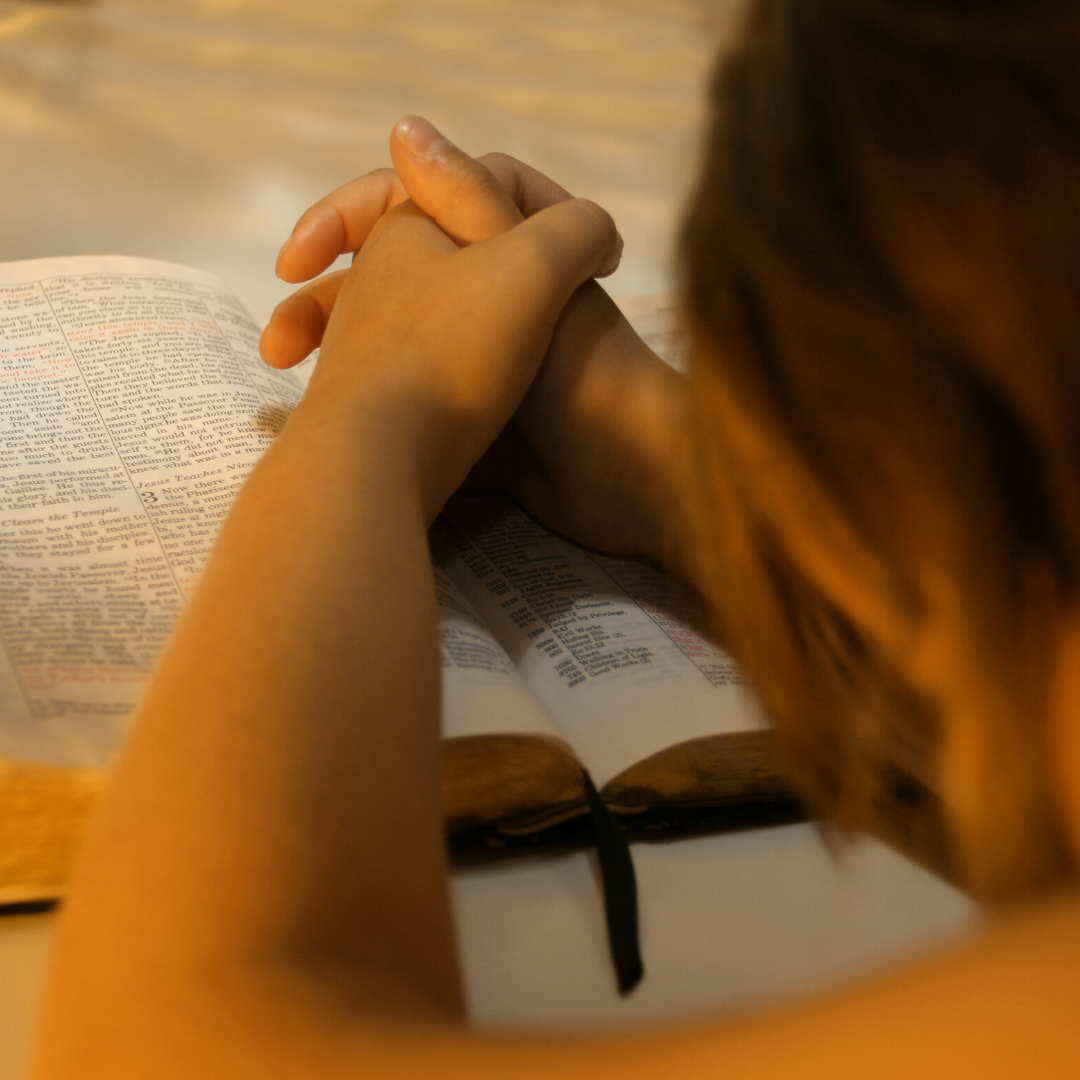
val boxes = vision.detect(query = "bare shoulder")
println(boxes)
[642,892,1080,1080]
[425,894,1080,1080]
[35,894,1080,1080]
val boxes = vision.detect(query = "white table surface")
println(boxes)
[0,2,977,1077]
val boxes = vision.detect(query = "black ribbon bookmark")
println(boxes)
[582,769,644,995]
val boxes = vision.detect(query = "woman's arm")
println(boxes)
[32,135,621,1078]
[33,121,1080,1080]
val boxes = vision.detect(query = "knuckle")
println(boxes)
[449,161,501,204]
[478,152,521,187]
[573,198,617,238]
[479,151,518,171]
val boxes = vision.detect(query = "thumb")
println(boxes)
[389,115,523,245]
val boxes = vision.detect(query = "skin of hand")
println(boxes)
[293,117,624,525]
[262,116,686,561]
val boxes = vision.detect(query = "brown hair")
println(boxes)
[680,0,1080,902]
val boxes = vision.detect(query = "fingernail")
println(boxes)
[395,115,455,161]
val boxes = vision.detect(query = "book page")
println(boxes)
[0,255,303,767]
[431,493,767,790]
[435,564,563,743]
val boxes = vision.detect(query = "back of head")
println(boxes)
[680,0,1080,902]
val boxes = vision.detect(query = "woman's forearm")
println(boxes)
[35,393,463,1077]
[35,132,626,1079]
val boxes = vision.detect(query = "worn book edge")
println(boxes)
[2,730,802,905]
[0,757,107,907]
[441,729,800,836]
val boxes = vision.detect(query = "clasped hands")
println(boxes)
[260,115,684,562]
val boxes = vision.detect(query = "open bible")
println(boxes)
[433,492,798,843]
[0,254,800,910]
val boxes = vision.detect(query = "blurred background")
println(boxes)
[0,0,740,324]
[0,2,978,1078]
